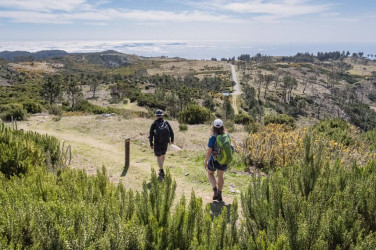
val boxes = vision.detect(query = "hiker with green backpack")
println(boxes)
[204,119,233,202]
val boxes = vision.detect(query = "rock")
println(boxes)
[102,113,116,117]
[169,144,182,151]
[185,173,189,176]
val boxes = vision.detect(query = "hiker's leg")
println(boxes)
[207,170,217,188]
[161,154,166,167]
[157,156,163,169]
[217,170,225,191]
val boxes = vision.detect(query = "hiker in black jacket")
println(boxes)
[149,109,174,179]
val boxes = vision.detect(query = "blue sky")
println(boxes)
[0,0,375,43]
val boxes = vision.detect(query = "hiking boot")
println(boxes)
[213,187,219,200]
[158,169,165,181]
[217,191,223,202]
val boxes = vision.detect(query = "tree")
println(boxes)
[65,75,82,108]
[41,75,62,105]
[242,84,264,121]
[165,91,179,118]
[90,74,101,99]
[223,97,234,121]
[203,94,215,112]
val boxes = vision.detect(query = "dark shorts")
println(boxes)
[154,143,168,157]
[207,157,227,172]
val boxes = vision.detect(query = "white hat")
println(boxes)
[213,119,223,128]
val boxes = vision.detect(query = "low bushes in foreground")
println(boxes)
[0,123,67,177]
[1,124,376,249]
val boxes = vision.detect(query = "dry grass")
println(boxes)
[9,61,58,73]
[147,60,231,80]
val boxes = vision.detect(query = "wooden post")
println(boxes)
[125,138,130,168]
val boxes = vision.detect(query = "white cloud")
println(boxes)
[0,8,247,24]
[0,0,89,12]
[189,0,334,20]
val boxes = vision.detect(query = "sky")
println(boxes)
[0,0,375,45]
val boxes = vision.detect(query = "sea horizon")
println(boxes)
[0,40,374,60]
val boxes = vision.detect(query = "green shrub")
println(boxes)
[224,120,235,133]
[0,168,239,249]
[179,104,210,124]
[22,101,42,114]
[312,118,353,146]
[48,105,63,116]
[264,114,295,128]
[240,137,376,249]
[65,100,117,115]
[342,103,376,131]
[0,123,64,177]
[362,129,376,151]
[1,103,27,121]
[179,123,188,131]
[244,122,259,134]
[234,111,254,125]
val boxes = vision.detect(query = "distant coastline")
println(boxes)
[0,40,374,60]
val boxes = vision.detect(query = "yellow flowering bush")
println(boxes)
[241,124,306,168]
[240,121,375,169]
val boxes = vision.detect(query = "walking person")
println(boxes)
[149,109,174,180]
[204,119,233,201]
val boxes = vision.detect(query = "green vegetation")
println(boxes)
[179,104,211,124]
[241,139,376,249]
[234,111,254,125]
[264,114,296,128]
[178,123,188,131]
[2,124,376,249]
[0,124,65,177]
[312,118,354,146]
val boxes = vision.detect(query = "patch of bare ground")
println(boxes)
[147,60,231,80]
[9,61,58,73]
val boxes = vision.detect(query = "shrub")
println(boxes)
[234,111,254,125]
[244,122,259,134]
[1,103,27,121]
[179,123,188,131]
[312,119,353,146]
[22,101,42,114]
[0,123,65,177]
[224,120,235,133]
[241,124,305,168]
[179,104,210,124]
[264,114,295,128]
[0,168,239,249]
[240,138,376,249]
[48,105,63,116]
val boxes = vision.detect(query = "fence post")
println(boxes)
[125,138,130,168]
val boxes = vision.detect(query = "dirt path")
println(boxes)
[231,64,241,115]
[17,116,243,207]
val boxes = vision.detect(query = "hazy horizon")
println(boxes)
[0,40,374,60]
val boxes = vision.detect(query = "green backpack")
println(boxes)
[214,134,233,165]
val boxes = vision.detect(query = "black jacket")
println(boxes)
[149,118,174,146]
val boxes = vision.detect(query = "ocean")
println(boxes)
[0,40,374,60]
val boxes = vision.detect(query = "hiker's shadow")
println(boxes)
[210,202,232,222]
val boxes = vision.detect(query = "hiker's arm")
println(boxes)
[167,122,174,143]
[204,148,213,169]
[149,123,155,147]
